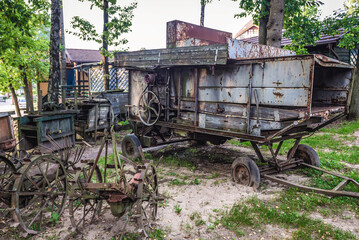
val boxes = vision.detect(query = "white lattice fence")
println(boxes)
[89,65,128,92]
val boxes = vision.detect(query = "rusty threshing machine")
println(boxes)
[115,20,359,198]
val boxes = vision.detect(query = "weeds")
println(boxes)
[174,204,182,214]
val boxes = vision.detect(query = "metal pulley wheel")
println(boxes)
[137,90,161,126]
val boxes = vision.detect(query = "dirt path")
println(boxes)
[4,140,359,240]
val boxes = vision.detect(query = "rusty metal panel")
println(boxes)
[114,44,228,68]
[227,39,295,60]
[198,87,309,107]
[129,71,147,116]
[199,59,312,88]
[314,54,353,69]
[167,20,232,48]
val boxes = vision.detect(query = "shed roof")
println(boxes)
[241,32,344,47]
[66,49,103,64]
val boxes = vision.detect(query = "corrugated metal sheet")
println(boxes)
[166,20,232,48]
[227,39,295,59]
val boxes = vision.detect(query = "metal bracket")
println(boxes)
[214,47,218,65]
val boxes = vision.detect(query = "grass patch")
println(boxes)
[221,196,356,240]
[321,120,359,135]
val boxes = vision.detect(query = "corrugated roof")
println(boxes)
[241,32,344,47]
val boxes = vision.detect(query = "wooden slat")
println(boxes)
[114,44,228,68]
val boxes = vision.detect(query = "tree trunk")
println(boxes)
[349,59,359,119]
[59,0,67,87]
[266,0,284,48]
[21,67,34,112]
[48,0,61,104]
[258,0,270,45]
[10,85,21,117]
[200,1,205,26]
[103,0,109,91]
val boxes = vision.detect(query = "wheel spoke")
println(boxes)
[26,198,49,229]
[149,107,158,116]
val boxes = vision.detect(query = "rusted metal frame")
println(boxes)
[94,104,99,142]
[307,57,315,118]
[284,137,302,164]
[274,141,283,157]
[253,89,260,126]
[229,54,314,67]
[154,120,265,142]
[246,64,253,134]
[301,163,359,185]
[250,141,266,163]
[309,113,345,132]
[260,159,304,175]
[263,174,359,199]
[266,118,307,142]
[265,132,309,144]
[177,69,182,118]
[267,144,281,169]
[87,136,106,183]
[165,68,171,122]
[104,140,108,183]
[195,68,200,127]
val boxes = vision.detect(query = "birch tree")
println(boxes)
[68,0,137,91]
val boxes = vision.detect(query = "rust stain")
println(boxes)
[273,92,284,99]
[272,81,282,86]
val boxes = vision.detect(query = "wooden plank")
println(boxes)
[0,117,12,142]
[114,44,228,68]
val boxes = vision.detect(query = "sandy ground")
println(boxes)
[2,133,359,240]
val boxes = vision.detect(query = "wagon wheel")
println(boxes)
[288,144,320,167]
[13,155,67,234]
[68,164,103,230]
[0,156,16,210]
[135,164,158,237]
[232,157,260,189]
[138,90,161,126]
[121,134,142,160]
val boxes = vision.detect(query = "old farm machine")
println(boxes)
[1,113,158,236]
[115,21,359,198]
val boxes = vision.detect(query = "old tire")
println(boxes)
[121,134,142,160]
[209,137,227,146]
[289,144,320,167]
[232,157,260,189]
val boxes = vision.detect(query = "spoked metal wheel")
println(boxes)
[0,156,16,212]
[13,155,68,234]
[68,164,103,230]
[138,90,161,126]
[135,164,158,237]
